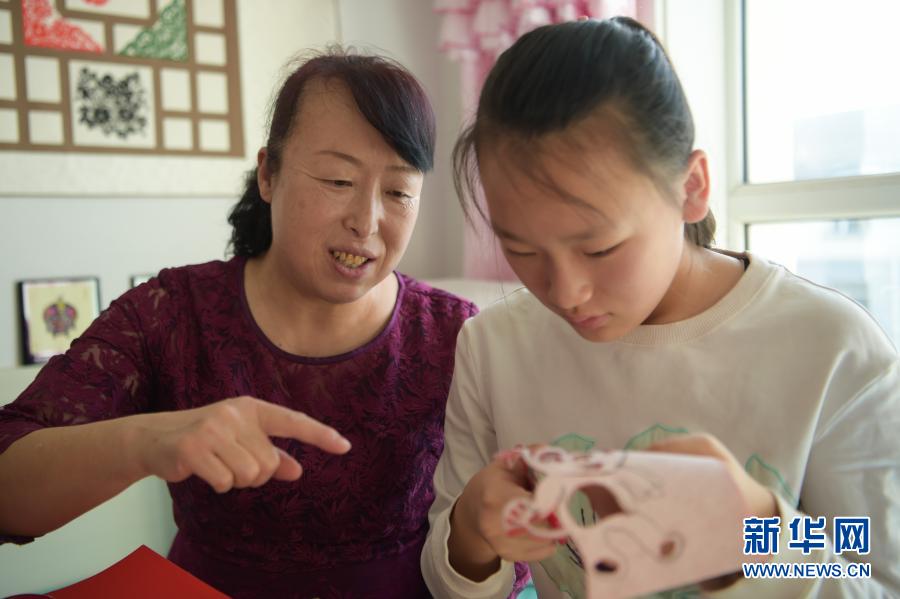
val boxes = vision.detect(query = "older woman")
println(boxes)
[0,50,476,598]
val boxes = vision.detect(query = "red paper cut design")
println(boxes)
[42,298,77,336]
[22,0,103,53]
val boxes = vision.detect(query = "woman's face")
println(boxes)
[479,129,709,342]
[258,78,423,304]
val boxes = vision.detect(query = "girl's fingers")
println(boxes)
[496,537,560,563]
[646,433,727,460]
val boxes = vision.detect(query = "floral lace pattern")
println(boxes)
[0,257,477,597]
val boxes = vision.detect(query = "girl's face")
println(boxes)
[258,78,423,305]
[479,131,709,342]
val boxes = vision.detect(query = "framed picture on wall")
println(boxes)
[17,277,101,365]
[130,274,154,288]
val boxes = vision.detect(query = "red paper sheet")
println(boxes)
[46,545,228,598]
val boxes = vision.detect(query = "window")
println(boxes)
[728,0,900,344]
[748,218,900,343]
[744,0,900,183]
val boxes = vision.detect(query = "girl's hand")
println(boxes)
[646,433,777,519]
[646,433,776,590]
[448,453,560,581]
[132,396,351,493]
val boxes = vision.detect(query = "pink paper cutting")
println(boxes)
[502,446,767,598]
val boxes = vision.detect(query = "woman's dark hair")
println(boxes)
[228,48,436,257]
[454,17,715,247]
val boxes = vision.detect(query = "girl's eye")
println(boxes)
[586,244,619,258]
[505,248,537,257]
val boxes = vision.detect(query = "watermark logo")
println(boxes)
[743,516,781,555]
[741,515,871,580]
[834,517,870,556]
[788,515,827,554]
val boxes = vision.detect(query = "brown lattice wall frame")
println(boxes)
[0,0,243,156]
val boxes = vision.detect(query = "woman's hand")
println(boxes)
[132,396,351,493]
[448,454,560,581]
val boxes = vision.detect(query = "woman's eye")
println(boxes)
[329,179,352,188]
[387,190,413,199]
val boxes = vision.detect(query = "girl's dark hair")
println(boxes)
[455,17,715,247]
[228,48,436,257]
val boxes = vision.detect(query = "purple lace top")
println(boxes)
[0,257,478,598]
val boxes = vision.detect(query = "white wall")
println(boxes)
[0,1,341,368]
[0,366,179,596]
[336,0,467,280]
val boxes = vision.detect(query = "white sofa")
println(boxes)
[0,278,516,596]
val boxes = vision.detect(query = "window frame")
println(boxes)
[724,0,900,250]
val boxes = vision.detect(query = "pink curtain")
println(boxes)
[436,0,653,280]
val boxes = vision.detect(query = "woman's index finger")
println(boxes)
[256,402,352,454]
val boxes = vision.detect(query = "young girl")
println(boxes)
[421,17,900,598]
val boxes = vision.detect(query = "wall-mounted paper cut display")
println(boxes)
[130,273,152,287]
[70,59,155,146]
[17,276,101,364]
[0,0,242,155]
[501,446,767,599]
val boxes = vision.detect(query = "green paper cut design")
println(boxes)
[551,432,597,452]
[119,0,187,62]
[624,424,690,450]
[745,453,797,506]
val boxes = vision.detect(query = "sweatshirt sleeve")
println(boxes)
[710,359,900,598]
[421,320,517,599]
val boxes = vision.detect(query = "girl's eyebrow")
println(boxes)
[314,149,419,174]
[491,225,524,241]
[492,224,600,243]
